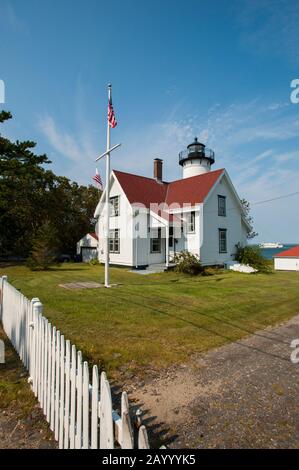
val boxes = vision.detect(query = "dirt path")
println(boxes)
[128,315,299,448]
[0,326,56,449]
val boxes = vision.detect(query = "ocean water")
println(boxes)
[258,244,298,260]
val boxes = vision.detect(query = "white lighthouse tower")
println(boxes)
[179,137,215,179]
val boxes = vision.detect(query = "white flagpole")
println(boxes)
[105,84,111,288]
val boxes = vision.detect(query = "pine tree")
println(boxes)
[27,220,58,270]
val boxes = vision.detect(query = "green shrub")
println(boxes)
[235,244,271,273]
[173,250,202,275]
[89,258,99,265]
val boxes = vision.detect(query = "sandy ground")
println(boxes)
[127,315,299,448]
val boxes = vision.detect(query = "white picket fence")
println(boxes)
[0,275,150,449]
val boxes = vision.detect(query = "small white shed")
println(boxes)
[76,232,98,262]
[274,246,299,271]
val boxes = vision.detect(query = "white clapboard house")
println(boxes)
[76,232,98,262]
[94,138,250,269]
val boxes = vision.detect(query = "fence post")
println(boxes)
[0,275,8,321]
[28,298,41,391]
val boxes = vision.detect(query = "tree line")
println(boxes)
[0,111,99,260]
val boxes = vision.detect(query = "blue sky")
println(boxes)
[1,0,299,242]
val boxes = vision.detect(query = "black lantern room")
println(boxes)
[179,137,215,166]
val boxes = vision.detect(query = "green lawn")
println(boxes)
[1,263,299,378]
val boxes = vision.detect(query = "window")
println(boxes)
[218,195,226,217]
[219,229,227,253]
[109,229,120,253]
[169,227,173,248]
[187,211,195,233]
[110,196,119,216]
[151,227,161,253]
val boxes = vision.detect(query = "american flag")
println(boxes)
[108,95,117,128]
[93,168,103,190]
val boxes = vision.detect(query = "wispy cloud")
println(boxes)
[0,1,28,33]
[39,116,83,162]
[232,0,299,64]
[38,114,98,183]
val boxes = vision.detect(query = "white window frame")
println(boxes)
[109,229,120,253]
[218,195,226,217]
[219,228,227,253]
[110,196,120,217]
[150,228,161,253]
[187,211,195,233]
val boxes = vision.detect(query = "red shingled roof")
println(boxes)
[165,169,224,206]
[113,169,224,208]
[89,232,98,241]
[113,170,168,206]
[275,246,299,257]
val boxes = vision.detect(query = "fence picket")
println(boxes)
[91,366,99,449]
[138,425,150,449]
[0,277,150,450]
[69,345,77,449]
[100,371,114,449]
[59,335,65,448]
[82,362,89,449]
[75,351,83,449]
[46,322,52,422]
[54,330,61,441]
[64,340,71,449]
[121,392,134,449]
[20,295,24,365]
[50,326,56,431]
[43,318,48,415]
[24,299,29,369]
[41,317,46,411]
[31,298,39,395]
[37,314,42,401]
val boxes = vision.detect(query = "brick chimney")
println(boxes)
[154,158,163,183]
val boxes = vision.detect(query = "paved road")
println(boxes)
[129,315,299,448]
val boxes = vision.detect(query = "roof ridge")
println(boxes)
[113,169,169,185]
[168,168,225,185]
[113,168,224,185]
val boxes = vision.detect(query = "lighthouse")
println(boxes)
[179,137,215,179]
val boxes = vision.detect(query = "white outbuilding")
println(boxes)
[76,232,98,262]
[274,246,299,271]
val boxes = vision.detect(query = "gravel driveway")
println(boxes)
[128,315,299,448]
